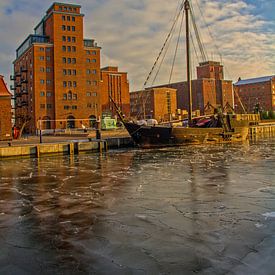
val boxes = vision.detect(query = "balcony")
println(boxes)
[21,89,28,95]
[21,67,28,73]
[21,79,28,84]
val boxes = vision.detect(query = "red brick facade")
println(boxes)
[0,75,12,140]
[234,76,275,113]
[130,88,177,121]
[153,61,234,115]
[100,66,130,117]
[13,3,101,133]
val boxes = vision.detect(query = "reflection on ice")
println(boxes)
[262,212,275,219]
[0,139,275,273]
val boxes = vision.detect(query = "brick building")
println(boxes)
[130,87,177,121]
[0,75,12,140]
[154,61,234,115]
[12,2,101,133]
[100,66,130,117]
[234,75,275,113]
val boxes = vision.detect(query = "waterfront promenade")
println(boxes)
[0,129,130,148]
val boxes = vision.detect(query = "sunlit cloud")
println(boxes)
[0,0,274,91]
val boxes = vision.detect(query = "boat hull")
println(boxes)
[124,122,248,148]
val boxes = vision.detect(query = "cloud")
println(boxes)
[0,0,274,91]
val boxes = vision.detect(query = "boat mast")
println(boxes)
[184,0,192,125]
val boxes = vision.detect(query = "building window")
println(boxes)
[92,69,97,74]
[87,80,91,85]
[40,104,45,109]
[47,92,52,97]
[63,69,67,75]
[39,56,44,61]
[46,56,50,61]
[87,103,92,108]
[62,36,66,42]
[40,67,44,72]
[62,57,66,63]
[73,94,77,100]
[86,92,91,96]
[72,26,75,31]
[67,46,71,52]
[92,92,97,96]
[72,37,76,42]
[92,51,96,55]
[72,17,75,22]
[73,81,77,87]
[86,50,90,55]
[62,46,66,52]
[46,80,51,85]
[68,69,71,75]
[63,81,67,87]
[68,58,71,63]
[72,58,76,64]
[86,69,91,74]
[63,93,67,100]
[62,15,66,21]
[40,91,45,96]
[72,105,77,110]
[68,91,72,100]
[86,58,90,63]
[68,81,72,87]
[67,26,71,31]
[92,81,97,86]
[67,16,70,21]
[72,46,76,52]
[64,105,70,110]
[67,36,71,42]
[46,67,51,73]
[39,47,44,52]
[40,79,45,84]
[47,104,52,109]
[92,59,96,63]
[62,25,66,31]
[72,70,76,75]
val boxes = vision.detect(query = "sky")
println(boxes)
[0,0,274,91]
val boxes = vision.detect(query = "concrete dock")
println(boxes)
[0,123,275,159]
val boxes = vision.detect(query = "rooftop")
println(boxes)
[235,75,275,86]
[0,75,11,97]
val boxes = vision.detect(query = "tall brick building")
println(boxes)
[0,75,12,140]
[12,2,101,133]
[100,66,130,117]
[130,88,177,121]
[154,61,234,115]
[234,75,275,113]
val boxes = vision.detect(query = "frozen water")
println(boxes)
[0,138,275,274]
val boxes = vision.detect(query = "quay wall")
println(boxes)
[0,137,133,159]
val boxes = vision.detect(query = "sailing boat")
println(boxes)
[110,0,249,148]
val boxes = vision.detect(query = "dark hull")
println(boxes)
[124,122,248,148]
[124,123,175,148]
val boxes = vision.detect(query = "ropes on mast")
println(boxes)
[143,0,185,88]
[169,10,185,84]
[189,5,208,62]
